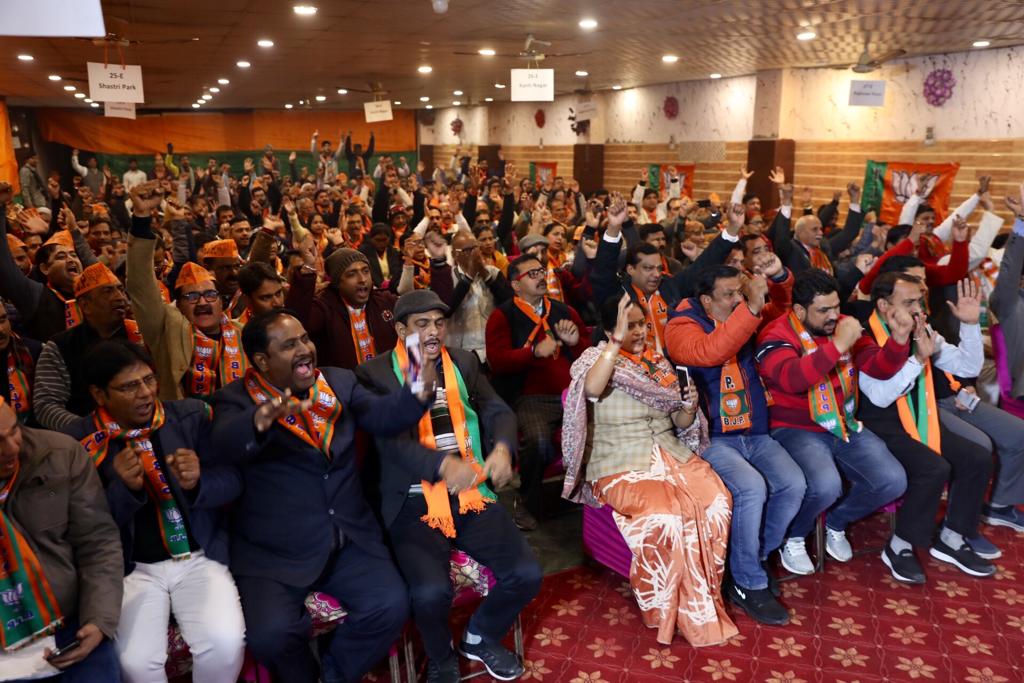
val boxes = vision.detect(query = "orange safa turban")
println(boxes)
[74,262,120,297]
[174,262,216,291]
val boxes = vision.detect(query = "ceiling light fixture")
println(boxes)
[420,96,430,102]
[796,30,816,41]
[90,102,99,108]
[63,85,76,92]
[285,103,294,109]
[575,70,588,77]
[484,97,493,102]
[417,65,433,73]
[236,60,251,68]
[453,89,463,96]
[337,88,348,94]
[426,104,434,109]
[48,74,61,81]
[709,72,722,79]
[452,100,461,106]
[202,94,213,100]
[315,95,326,102]
[494,83,506,88]
[578,18,598,30]
[611,85,622,90]
[393,100,401,105]
[192,103,201,108]
[218,78,230,84]
[293,5,317,15]
[209,87,220,92]
[478,48,496,56]
[74,93,85,99]
[258,39,274,48]
[973,39,991,48]
[431,0,448,13]
[298,99,304,105]
[84,98,92,103]
[661,54,678,63]
[17,54,33,61]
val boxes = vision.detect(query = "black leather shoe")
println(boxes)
[726,583,790,625]
[930,538,996,578]
[459,638,524,681]
[512,496,538,532]
[426,651,461,683]
[882,545,925,584]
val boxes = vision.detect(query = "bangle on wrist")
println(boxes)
[609,335,623,345]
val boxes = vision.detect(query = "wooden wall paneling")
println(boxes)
[746,139,794,215]
[573,144,604,195]
[602,141,748,202]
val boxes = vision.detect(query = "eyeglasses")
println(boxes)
[111,374,158,396]
[454,245,479,255]
[514,267,545,281]
[181,289,220,304]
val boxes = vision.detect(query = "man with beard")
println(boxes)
[0,306,40,423]
[199,238,245,318]
[485,254,587,530]
[756,270,911,575]
[32,262,144,431]
[286,248,398,369]
[357,291,540,682]
[209,309,432,683]
[63,340,246,683]
[126,182,247,403]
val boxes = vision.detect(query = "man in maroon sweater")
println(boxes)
[755,270,912,575]
[486,254,587,530]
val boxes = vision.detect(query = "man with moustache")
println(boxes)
[199,238,246,319]
[0,307,40,423]
[357,290,540,682]
[32,263,144,431]
[126,183,247,402]
[209,309,434,683]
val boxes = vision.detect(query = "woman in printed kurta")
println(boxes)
[563,296,736,647]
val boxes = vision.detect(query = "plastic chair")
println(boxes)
[991,325,1024,419]
[402,549,524,683]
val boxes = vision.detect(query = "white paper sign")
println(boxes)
[511,68,554,102]
[0,0,105,37]
[364,100,393,123]
[848,80,886,107]
[104,102,136,120]
[575,98,598,121]
[87,62,145,103]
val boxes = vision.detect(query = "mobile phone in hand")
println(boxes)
[404,332,424,393]
[46,639,80,661]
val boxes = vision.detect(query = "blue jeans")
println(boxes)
[702,433,807,590]
[8,622,121,683]
[771,427,906,538]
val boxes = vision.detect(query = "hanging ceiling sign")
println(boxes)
[87,62,145,103]
[104,102,136,120]
[364,100,394,122]
[511,69,554,102]
[1,0,105,36]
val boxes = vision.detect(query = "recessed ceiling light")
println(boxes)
[90,102,99,108]
[661,54,678,63]
[337,88,348,95]
[218,78,230,85]
[393,100,401,105]
[973,39,991,48]
[192,103,201,109]
[494,83,506,88]
[420,96,430,102]
[426,104,433,109]
[611,85,622,90]
[484,97,493,102]
[299,99,304,105]
[478,48,496,56]
[74,93,85,99]
[17,54,33,62]
[796,30,816,41]
[257,39,274,48]
[293,5,317,15]
[63,85,76,92]
[453,89,463,96]
[209,87,220,93]
[202,94,213,100]
[236,60,251,68]
[417,65,433,73]
[285,103,293,109]
[710,73,723,79]
[578,18,598,30]
[575,70,588,77]
[315,95,326,102]
[452,100,461,106]
[84,98,92,103]
[48,74,61,81]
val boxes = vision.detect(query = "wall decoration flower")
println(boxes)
[450,117,464,136]
[535,108,546,128]
[923,68,956,107]
[663,96,679,120]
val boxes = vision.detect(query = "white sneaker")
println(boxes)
[779,537,815,575]
[825,527,853,562]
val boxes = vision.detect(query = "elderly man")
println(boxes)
[199,238,245,318]
[0,396,123,681]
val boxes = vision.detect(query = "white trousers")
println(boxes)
[116,551,246,683]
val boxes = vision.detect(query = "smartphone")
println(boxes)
[404,332,424,393]
[956,388,980,412]
[46,639,80,660]
[676,365,691,388]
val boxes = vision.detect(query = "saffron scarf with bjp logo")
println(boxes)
[243,368,343,458]
[391,344,494,538]
[788,311,861,441]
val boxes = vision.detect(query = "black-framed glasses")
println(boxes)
[181,289,220,304]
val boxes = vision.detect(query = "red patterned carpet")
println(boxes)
[440,511,1024,683]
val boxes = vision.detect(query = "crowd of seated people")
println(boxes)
[0,139,1022,683]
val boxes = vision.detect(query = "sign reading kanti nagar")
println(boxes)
[87,62,145,103]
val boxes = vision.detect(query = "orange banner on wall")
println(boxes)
[0,101,19,194]
[34,108,417,155]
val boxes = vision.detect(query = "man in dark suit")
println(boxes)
[209,309,434,683]
[357,290,541,683]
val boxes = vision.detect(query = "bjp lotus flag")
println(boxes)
[648,164,696,200]
[861,160,960,226]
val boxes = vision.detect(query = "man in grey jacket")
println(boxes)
[18,154,46,209]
